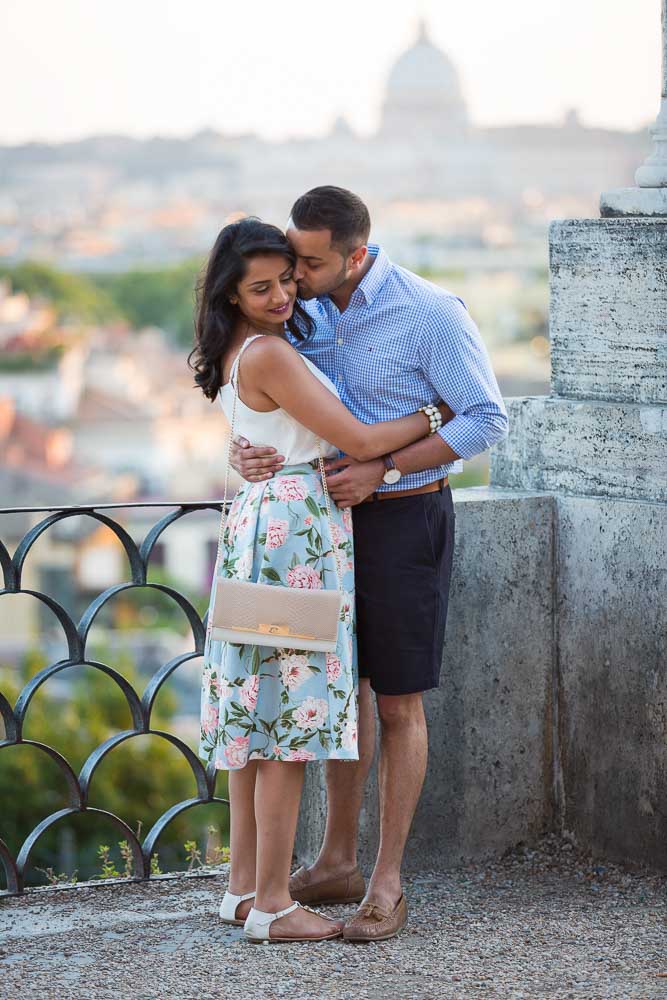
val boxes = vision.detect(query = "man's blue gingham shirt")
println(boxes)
[290,243,508,492]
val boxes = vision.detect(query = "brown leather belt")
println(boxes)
[362,477,448,503]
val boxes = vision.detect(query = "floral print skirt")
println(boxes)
[198,461,359,771]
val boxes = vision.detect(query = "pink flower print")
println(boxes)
[287,748,317,761]
[287,564,323,590]
[326,653,342,683]
[293,696,329,731]
[266,518,289,550]
[213,678,233,701]
[341,718,358,752]
[247,482,263,503]
[274,476,309,503]
[228,495,243,521]
[202,703,219,736]
[224,735,250,768]
[304,516,313,527]
[235,512,252,537]
[342,508,353,533]
[279,652,311,690]
[235,549,253,580]
[240,674,260,712]
[331,523,348,549]
[273,745,284,757]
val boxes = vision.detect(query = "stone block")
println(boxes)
[491,396,667,503]
[555,495,667,869]
[549,219,667,405]
[296,488,555,870]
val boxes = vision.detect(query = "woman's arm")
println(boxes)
[239,337,439,462]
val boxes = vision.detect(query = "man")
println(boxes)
[230,186,508,941]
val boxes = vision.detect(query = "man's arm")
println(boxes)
[325,294,507,506]
[323,428,459,507]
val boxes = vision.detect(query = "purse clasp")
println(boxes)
[259,623,290,636]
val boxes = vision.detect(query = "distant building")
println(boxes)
[0,21,649,271]
[379,20,468,140]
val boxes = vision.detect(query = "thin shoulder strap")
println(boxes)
[230,333,264,390]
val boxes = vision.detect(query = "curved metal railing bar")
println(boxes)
[0,589,83,663]
[0,837,19,895]
[13,658,145,735]
[14,806,148,891]
[3,739,83,807]
[141,650,204,720]
[142,792,230,862]
[11,509,145,588]
[0,537,15,590]
[0,501,227,897]
[78,581,206,652]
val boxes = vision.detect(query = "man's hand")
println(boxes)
[323,456,385,507]
[229,435,284,482]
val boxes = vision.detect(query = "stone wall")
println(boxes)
[297,488,556,870]
[493,219,667,870]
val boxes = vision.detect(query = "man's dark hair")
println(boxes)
[290,186,371,253]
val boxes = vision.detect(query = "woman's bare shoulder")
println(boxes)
[241,335,302,373]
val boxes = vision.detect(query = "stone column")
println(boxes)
[602,0,667,215]
[491,4,667,870]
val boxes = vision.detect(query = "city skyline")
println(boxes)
[1,0,661,146]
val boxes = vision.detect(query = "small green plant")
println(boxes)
[96,844,121,879]
[35,866,79,886]
[184,839,202,870]
[184,826,230,870]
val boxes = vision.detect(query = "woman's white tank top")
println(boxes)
[218,334,339,465]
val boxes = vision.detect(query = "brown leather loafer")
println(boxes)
[342,894,408,942]
[288,865,366,906]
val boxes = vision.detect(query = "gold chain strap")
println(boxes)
[207,335,344,640]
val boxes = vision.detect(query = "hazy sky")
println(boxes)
[1,0,662,144]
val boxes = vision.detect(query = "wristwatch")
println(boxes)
[382,454,402,485]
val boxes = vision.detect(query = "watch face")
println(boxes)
[383,468,402,485]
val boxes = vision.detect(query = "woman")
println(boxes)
[189,218,448,943]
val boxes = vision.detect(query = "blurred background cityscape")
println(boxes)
[0,1,660,882]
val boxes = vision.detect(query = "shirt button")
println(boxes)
[337,338,344,346]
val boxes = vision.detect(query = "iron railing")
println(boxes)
[0,501,227,896]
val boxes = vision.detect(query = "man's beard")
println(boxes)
[298,261,348,302]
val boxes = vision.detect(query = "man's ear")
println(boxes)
[349,245,368,271]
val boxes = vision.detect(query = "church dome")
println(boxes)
[379,21,468,140]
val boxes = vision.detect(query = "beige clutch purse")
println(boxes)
[207,336,343,654]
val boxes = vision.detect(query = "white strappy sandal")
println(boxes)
[219,889,256,926]
[243,901,344,943]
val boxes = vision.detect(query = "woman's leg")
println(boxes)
[227,759,259,920]
[253,760,344,937]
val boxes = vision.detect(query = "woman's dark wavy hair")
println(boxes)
[188,217,313,400]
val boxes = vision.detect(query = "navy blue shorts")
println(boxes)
[351,483,456,696]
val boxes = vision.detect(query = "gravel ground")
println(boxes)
[0,835,665,1000]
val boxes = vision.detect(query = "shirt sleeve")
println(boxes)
[418,294,508,461]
